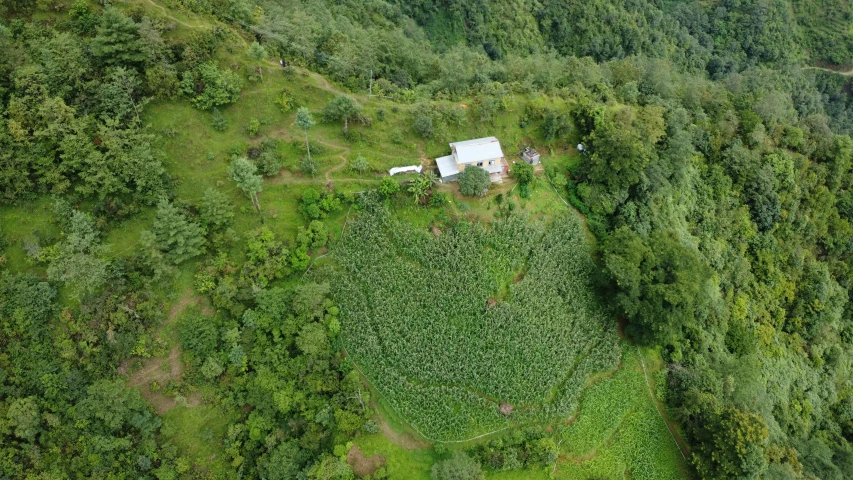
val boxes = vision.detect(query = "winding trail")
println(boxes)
[803,65,853,76]
[325,155,349,181]
[139,0,205,29]
[120,289,213,414]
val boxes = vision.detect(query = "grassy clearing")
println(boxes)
[555,346,689,479]
[355,434,434,480]
[160,404,235,474]
[0,196,56,273]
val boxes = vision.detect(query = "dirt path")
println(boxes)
[325,155,349,181]
[375,412,429,450]
[347,445,386,477]
[267,169,382,186]
[803,65,853,76]
[139,0,205,29]
[120,289,212,414]
[637,348,691,461]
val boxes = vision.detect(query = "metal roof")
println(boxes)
[483,162,504,174]
[435,155,458,178]
[450,137,504,164]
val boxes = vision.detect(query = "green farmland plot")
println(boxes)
[334,209,621,441]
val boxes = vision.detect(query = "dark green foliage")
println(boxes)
[0,273,171,478]
[457,166,490,197]
[181,62,243,110]
[431,452,484,480]
[512,161,534,186]
[151,198,205,264]
[680,393,769,479]
[46,209,109,298]
[413,114,435,138]
[256,138,283,176]
[91,8,145,66]
[243,227,292,287]
[199,187,234,232]
[603,228,712,344]
[321,95,362,134]
[299,188,341,220]
[378,176,401,198]
[6,0,853,477]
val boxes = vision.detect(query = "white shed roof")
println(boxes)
[435,155,458,178]
[450,137,504,164]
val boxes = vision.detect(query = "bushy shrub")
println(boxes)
[431,452,484,480]
[379,177,400,198]
[247,118,260,137]
[458,166,490,197]
[211,109,228,131]
[512,161,534,185]
[181,62,242,110]
[413,114,434,138]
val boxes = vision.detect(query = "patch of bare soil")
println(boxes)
[376,414,428,450]
[346,445,386,477]
[120,289,212,414]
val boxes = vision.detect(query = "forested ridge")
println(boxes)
[0,0,852,479]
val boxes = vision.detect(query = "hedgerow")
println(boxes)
[333,209,620,440]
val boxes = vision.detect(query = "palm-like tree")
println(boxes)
[423,170,439,187]
[408,174,432,205]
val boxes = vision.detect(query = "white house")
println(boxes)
[435,137,508,183]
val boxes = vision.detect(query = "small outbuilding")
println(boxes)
[521,146,540,165]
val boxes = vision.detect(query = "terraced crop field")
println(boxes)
[334,209,620,440]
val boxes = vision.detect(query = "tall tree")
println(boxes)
[199,187,234,232]
[349,155,369,175]
[458,165,490,197]
[228,156,263,215]
[91,8,145,66]
[247,41,267,81]
[603,227,712,344]
[295,107,315,162]
[321,95,362,134]
[151,198,205,264]
[46,209,109,299]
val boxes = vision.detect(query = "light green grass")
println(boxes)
[161,404,236,474]
[355,434,434,480]
[0,196,56,273]
[555,346,690,479]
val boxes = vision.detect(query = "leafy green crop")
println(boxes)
[334,210,620,440]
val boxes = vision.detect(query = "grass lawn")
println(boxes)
[160,404,236,474]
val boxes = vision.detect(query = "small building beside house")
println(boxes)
[435,136,508,183]
[521,146,540,165]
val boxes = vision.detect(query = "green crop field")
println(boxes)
[333,208,621,440]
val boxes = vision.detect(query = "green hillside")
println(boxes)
[1,0,853,479]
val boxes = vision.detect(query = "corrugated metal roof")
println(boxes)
[483,162,504,174]
[435,155,458,178]
[450,137,504,164]
[450,137,499,148]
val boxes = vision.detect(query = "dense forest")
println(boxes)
[1,0,853,479]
